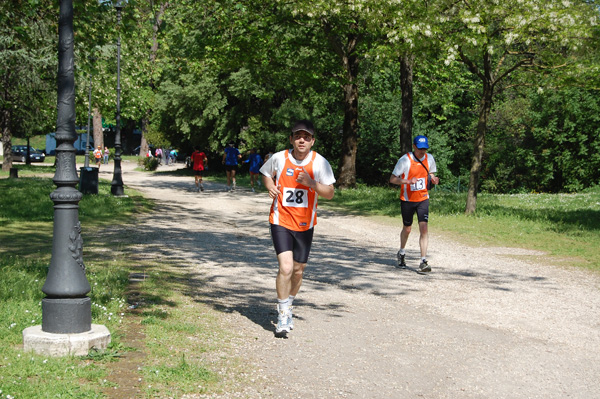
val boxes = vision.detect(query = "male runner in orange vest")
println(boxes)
[260,120,335,336]
[389,135,440,272]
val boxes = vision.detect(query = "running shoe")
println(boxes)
[418,259,431,273]
[288,306,294,330]
[200,184,204,192]
[397,251,406,268]
[276,309,291,334]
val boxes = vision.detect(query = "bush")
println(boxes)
[140,157,160,171]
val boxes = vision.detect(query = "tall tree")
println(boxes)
[278,0,377,188]
[1,1,56,170]
[436,0,598,213]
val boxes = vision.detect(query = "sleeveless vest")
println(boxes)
[270,150,318,231]
[401,153,430,202]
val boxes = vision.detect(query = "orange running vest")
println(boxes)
[400,153,430,202]
[269,150,318,231]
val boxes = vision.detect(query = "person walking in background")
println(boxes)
[191,147,208,192]
[154,147,163,164]
[222,141,241,191]
[244,148,263,192]
[389,135,440,273]
[103,146,110,164]
[93,145,102,168]
[260,120,336,337]
[264,151,273,163]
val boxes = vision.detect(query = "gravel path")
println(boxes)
[104,161,600,399]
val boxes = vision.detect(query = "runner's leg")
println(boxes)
[289,261,307,297]
[276,251,294,300]
[418,221,428,259]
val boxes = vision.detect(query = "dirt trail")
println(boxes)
[102,161,600,399]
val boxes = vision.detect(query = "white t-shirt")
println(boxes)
[392,152,437,177]
[260,149,336,186]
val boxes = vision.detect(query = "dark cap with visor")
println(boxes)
[291,120,315,136]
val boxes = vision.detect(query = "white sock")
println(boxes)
[277,298,290,312]
[399,249,406,255]
[422,257,427,262]
[288,295,295,306]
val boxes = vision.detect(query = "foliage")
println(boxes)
[140,156,161,171]
[3,0,600,197]
[433,0,599,211]
[0,0,57,171]
[483,86,600,193]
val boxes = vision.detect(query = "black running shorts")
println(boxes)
[400,199,429,226]
[270,224,314,264]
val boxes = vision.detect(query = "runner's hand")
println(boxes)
[268,185,281,199]
[297,167,315,189]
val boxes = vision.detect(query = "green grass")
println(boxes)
[133,269,225,397]
[11,136,47,148]
[0,247,133,398]
[324,184,600,270]
[0,177,151,398]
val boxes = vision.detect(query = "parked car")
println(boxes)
[130,145,154,156]
[11,145,46,163]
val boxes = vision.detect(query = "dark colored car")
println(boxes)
[11,145,46,163]
[131,145,154,156]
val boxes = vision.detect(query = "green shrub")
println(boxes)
[140,157,160,171]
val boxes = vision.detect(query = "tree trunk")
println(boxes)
[399,54,414,155]
[26,137,31,165]
[465,82,493,214]
[330,22,359,189]
[337,79,359,188]
[1,110,12,171]
[140,117,150,156]
[139,1,169,158]
[92,107,103,150]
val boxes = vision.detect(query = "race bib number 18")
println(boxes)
[282,187,308,208]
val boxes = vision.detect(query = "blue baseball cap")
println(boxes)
[413,135,429,149]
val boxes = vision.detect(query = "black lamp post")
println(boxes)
[23,0,109,356]
[111,0,125,196]
[42,0,91,334]
[84,74,92,168]
[78,64,99,195]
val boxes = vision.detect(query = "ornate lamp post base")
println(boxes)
[23,324,110,357]
[42,297,92,333]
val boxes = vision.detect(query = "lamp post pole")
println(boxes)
[84,74,92,168]
[23,0,110,356]
[111,1,125,196]
[41,0,91,333]
[79,63,99,195]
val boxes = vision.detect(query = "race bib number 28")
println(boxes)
[282,187,308,208]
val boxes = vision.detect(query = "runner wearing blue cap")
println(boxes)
[389,135,440,272]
